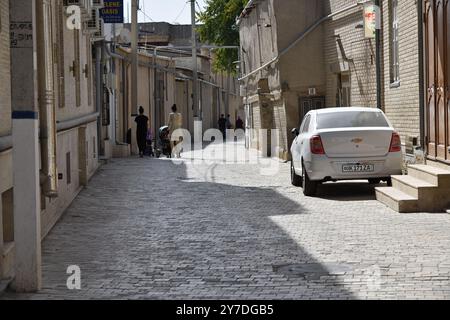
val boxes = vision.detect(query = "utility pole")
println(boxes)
[191,0,199,119]
[131,0,138,116]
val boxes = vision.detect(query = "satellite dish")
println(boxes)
[119,28,131,44]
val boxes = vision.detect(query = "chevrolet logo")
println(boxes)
[351,138,363,143]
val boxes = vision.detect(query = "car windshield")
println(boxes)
[316,111,389,129]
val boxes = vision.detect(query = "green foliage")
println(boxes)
[198,0,248,73]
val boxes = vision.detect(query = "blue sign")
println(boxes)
[100,0,124,24]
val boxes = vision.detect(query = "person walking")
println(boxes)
[135,106,149,158]
[168,104,183,158]
[218,114,227,140]
[226,114,233,130]
[236,116,244,130]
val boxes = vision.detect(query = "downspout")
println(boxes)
[95,43,103,157]
[36,0,58,198]
[375,0,382,110]
[417,0,426,150]
[153,48,158,131]
[238,0,372,81]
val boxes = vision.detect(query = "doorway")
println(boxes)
[298,96,325,126]
[424,0,450,162]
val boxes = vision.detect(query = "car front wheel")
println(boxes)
[291,161,302,187]
[302,162,318,196]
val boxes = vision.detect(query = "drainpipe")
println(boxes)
[95,43,103,157]
[417,1,425,150]
[375,0,382,110]
[36,0,58,198]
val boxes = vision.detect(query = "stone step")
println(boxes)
[391,174,437,198]
[408,164,450,188]
[375,187,419,213]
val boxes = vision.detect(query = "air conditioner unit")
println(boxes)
[91,18,105,41]
[63,0,83,6]
[91,0,104,9]
[64,0,91,20]
[84,8,99,33]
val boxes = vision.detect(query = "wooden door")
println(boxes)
[447,0,450,160]
[424,0,450,161]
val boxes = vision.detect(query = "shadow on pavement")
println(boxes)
[2,157,356,300]
[315,181,386,201]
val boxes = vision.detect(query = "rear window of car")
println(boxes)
[316,111,389,129]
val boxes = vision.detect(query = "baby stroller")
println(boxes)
[155,126,172,158]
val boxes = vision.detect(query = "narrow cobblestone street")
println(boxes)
[2,143,450,300]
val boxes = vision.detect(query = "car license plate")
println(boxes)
[342,163,374,173]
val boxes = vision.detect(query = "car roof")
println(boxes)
[313,107,383,115]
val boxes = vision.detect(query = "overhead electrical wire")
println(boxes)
[172,1,189,24]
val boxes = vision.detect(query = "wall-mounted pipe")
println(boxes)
[56,112,99,133]
[0,134,12,152]
[95,44,103,157]
[238,0,371,81]
[36,0,58,198]
[1,112,100,153]
[417,0,425,149]
[375,0,382,110]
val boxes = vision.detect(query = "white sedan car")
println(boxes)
[290,107,402,196]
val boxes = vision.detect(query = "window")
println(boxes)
[337,73,351,107]
[2,189,14,242]
[93,137,96,159]
[74,30,81,106]
[316,111,390,129]
[390,0,400,84]
[66,152,71,185]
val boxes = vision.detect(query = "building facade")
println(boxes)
[1,0,104,287]
[124,22,242,135]
[238,0,429,162]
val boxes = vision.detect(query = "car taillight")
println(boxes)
[389,132,402,152]
[310,135,325,155]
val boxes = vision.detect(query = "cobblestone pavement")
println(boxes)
[2,142,450,299]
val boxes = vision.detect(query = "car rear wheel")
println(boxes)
[302,162,318,196]
[291,161,302,187]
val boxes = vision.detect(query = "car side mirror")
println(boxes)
[291,128,299,137]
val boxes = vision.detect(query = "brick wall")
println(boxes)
[0,0,11,137]
[381,0,420,142]
[324,0,377,108]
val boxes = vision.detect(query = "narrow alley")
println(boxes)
[2,143,450,300]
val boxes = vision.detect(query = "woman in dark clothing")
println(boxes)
[135,106,149,158]
[236,116,244,130]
